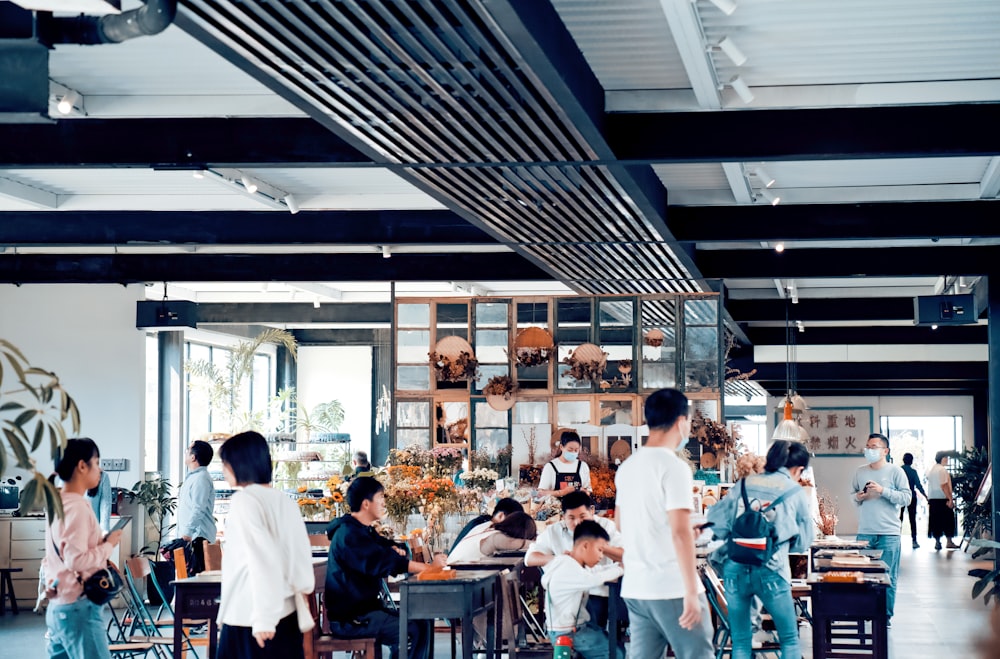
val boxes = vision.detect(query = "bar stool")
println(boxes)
[0,567,22,614]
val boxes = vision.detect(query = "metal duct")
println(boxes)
[39,0,177,45]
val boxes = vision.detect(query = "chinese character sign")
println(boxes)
[795,407,874,456]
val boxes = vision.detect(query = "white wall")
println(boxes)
[297,346,373,457]
[767,394,974,535]
[0,284,147,493]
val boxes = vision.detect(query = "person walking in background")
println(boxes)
[926,451,960,550]
[43,438,124,659]
[615,388,714,659]
[217,431,314,659]
[899,452,928,549]
[707,440,814,659]
[177,440,218,550]
[851,432,911,624]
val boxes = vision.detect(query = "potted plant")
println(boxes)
[125,474,177,604]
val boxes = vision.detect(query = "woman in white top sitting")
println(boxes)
[217,431,314,659]
[537,431,592,498]
[447,511,538,564]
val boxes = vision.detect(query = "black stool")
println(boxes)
[0,567,22,615]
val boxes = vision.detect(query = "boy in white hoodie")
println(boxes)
[541,520,624,659]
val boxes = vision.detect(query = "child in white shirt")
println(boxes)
[541,520,624,659]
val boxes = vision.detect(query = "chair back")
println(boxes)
[173,547,188,580]
[203,542,223,572]
[308,535,331,550]
[700,563,729,621]
[125,556,151,580]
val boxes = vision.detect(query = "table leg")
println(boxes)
[485,603,496,659]
[173,611,183,659]
[608,587,618,659]
[209,620,218,659]
[399,586,409,659]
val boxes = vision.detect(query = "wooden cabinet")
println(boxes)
[0,517,47,607]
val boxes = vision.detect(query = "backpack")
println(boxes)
[727,480,800,566]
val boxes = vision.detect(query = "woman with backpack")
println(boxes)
[706,440,814,659]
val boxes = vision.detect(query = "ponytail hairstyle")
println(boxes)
[50,437,100,484]
[764,439,810,474]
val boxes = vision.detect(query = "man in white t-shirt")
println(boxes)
[615,388,713,659]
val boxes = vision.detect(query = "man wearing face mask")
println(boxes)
[851,432,911,624]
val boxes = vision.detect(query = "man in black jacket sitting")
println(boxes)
[325,477,443,659]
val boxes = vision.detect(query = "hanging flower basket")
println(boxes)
[429,335,479,382]
[562,343,608,383]
[643,328,665,347]
[483,375,517,411]
[513,326,555,367]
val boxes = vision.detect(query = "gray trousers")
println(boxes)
[624,595,715,659]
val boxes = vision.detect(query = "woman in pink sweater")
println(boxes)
[42,438,123,659]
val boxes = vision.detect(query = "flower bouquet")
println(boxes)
[462,467,500,491]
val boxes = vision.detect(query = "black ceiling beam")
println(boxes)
[750,361,987,395]
[727,297,917,323]
[697,246,1000,279]
[0,118,373,167]
[608,104,1000,162]
[744,325,987,346]
[0,252,549,283]
[196,303,391,324]
[668,201,1000,243]
[0,210,490,245]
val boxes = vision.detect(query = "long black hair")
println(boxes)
[50,437,100,484]
[764,440,810,473]
[491,511,538,541]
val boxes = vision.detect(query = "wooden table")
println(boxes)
[607,576,625,659]
[398,570,498,659]
[810,577,890,659]
[447,557,524,658]
[812,558,889,574]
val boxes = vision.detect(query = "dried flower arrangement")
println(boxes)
[444,417,469,443]
[523,426,538,465]
[462,467,500,491]
[734,450,767,480]
[562,343,608,383]
[429,349,479,382]
[816,489,839,536]
[690,409,736,455]
[643,328,665,347]
[513,326,555,367]
[430,445,464,475]
[483,374,515,396]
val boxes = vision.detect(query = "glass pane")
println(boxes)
[397,401,430,427]
[475,401,508,428]
[685,326,719,361]
[517,301,549,325]
[475,329,508,363]
[251,354,271,418]
[684,298,718,325]
[599,300,633,326]
[475,364,509,391]
[513,401,549,424]
[476,302,507,326]
[397,429,430,450]
[475,428,510,460]
[599,400,634,426]
[558,362,592,390]
[397,330,430,363]
[398,303,429,328]
[437,303,468,326]
[557,298,591,324]
[685,361,719,392]
[557,400,591,425]
[438,402,470,444]
[397,365,430,390]
[642,326,676,362]
[642,362,676,389]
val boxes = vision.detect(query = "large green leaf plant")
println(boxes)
[0,339,81,521]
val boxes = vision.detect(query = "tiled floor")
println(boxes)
[0,542,993,657]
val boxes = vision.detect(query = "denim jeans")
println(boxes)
[548,622,622,659]
[624,596,714,659]
[857,533,901,618]
[721,563,800,659]
[45,597,111,659]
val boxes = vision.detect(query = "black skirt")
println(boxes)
[927,498,957,538]
[218,611,303,659]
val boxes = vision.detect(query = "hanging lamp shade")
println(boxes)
[772,400,803,441]
[790,393,809,412]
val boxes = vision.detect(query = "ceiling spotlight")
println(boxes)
[715,36,747,67]
[708,0,737,15]
[313,297,321,309]
[382,245,391,259]
[240,175,258,194]
[56,90,80,115]
[775,243,785,253]
[723,75,754,104]
[753,166,776,188]
[191,171,205,180]
[283,194,300,214]
[760,189,781,206]
[931,324,939,330]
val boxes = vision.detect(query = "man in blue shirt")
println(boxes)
[177,440,217,546]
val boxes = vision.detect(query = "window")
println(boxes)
[880,415,962,472]
[185,340,274,439]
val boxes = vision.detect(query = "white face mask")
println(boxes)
[864,448,884,464]
[562,451,579,462]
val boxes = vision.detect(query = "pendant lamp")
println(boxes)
[772,400,805,441]
[772,292,809,440]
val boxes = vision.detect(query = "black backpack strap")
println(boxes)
[575,460,582,475]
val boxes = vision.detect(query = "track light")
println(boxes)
[313,297,321,309]
[760,189,781,206]
[714,36,747,67]
[753,166,776,188]
[56,90,80,115]
[382,245,391,259]
[708,0,737,15]
[283,194,300,214]
[191,171,205,180]
[723,75,754,104]
[774,243,785,253]
[198,168,292,212]
[240,175,258,194]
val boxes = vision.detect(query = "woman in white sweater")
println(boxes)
[217,431,314,659]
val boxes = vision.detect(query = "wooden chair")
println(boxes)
[502,569,550,658]
[203,541,223,572]
[304,560,379,659]
[699,564,781,659]
[308,534,331,551]
[173,548,188,580]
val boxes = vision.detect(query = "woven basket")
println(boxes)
[514,326,554,350]
[643,328,665,347]
[486,392,517,411]
[434,335,475,360]
[571,343,607,366]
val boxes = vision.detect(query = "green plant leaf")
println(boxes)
[0,402,23,412]
[30,420,44,452]
[971,571,999,599]
[969,568,992,578]
[13,408,38,427]
[4,428,32,469]
[18,476,38,516]
[41,476,63,524]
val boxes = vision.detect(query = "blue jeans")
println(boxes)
[721,563,800,659]
[549,622,622,659]
[625,596,714,659]
[45,597,111,659]
[857,534,901,618]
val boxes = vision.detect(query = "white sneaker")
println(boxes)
[751,630,772,648]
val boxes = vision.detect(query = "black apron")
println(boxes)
[550,459,582,492]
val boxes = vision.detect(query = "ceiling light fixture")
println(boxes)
[721,75,754,104]
[760,188,781,206]
[197,168,295,213]
[191,171,204,180]
[753,165,776,188]
[283,194,300,214]
[774,243,785,253]
[713,36,747,67]
[56,90,80,115]
[240,175,259,194]
[382,245,392,259]
[707,0,737,16]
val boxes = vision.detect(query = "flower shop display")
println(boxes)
[816,489,840,537]
[462,467,500,491]
[430,445,464,476]
[429,335,479,382]
[562,343,608,383]
[483,374,517,411]
[297,474,348,521]
[690,409,737,457]
[513,326,555,367]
